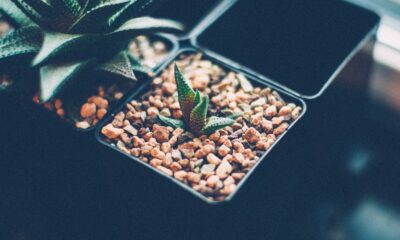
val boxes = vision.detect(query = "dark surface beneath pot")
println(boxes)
[1,58,400,240]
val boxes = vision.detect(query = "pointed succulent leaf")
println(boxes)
[226,111,243,120]
[158,114,184,129]
[33,31,100,66]
[108,0,160,28]
[0,26,42,64]
[39,59,95,101]
[48,0,83,21]
[11,0,53,26]
[174,63,196,123]
[96,51,137,82]
[194,90,201,106]
[189,95,208,135]
[201,117,236,135]
[68,0,130,33]
[0,0,34,26]
[109,17,183,36]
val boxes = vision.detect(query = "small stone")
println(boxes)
[123,124,138,135]
[171,149,182,160]
[150,158,162,167]
[80,103,96,118]
[112,112,125,127]
[97,108,107,119]
[251,97,266,107]
[237,73,253,92]
[151,148,165,159]
[233,141,245,153]
[170,162,182,172]
[272,116,284,126]
[152,124,170,143]
[101,123,124,139]
[130,148,141,157]
[179,142,196,158]
[133,136,144,147]
[76,121,90,129]
[207,175,220,188]
[89,96,109,109]
[232,172,245,181]
[161,142,171,153]
[159,108,171,117]
[244,127,260,144]
[218,145,231,157]
[273,123,289,135]
[201,164,216,174]
[157,166,173,176]
[216,159,233,179]
[224,176,235,186]
[174,170,187,181]
[265,105,277,117]
[207,153,221,165]
[279,106,292,116]
[232,153,245,164]
[187,172,201,183]
[147,107,159,117]
[162,82,176,95]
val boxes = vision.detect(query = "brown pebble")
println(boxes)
[207,153,221,165]
[157,166,173,176]
[97,108,107,119]
[80,103,96,118]
[174,170,187,181]
[216,159,233,179]
[243,127,260,144]
[218,145,231,157]
[187,172,201,183]
[101,123,124,139]
[152,124,170,143]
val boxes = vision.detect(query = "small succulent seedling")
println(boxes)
[158,63,241,135]
[0,0,182,99]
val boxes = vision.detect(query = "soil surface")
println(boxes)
[101,53,302,201]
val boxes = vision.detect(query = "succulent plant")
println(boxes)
[158,63,241,135]
[0,0,183,100]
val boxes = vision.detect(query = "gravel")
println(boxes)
[101,53,302,201]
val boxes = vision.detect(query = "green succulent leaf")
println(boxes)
[68,0,130,33]
[33,31,100,66]
[158,114,184,129]
[0,0,34,26]
[226,111,243,120]
[48,0,83,20]
[11,0,53,26]
[96,51,136,82]
[201,117,236,135]
[189,95,208,135]
[108,0,160,28]
[174,63,196,123]
[0,26,42,64]
[194,90,201,106]
[39,59,95,101]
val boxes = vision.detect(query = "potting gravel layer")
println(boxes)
[101,53,302,201]
[35,36,169,129]
[128,35,169,69]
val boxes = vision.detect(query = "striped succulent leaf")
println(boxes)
[175,63,196,123]
[189,95,208,135]
[201,117,236,136]
[158,114,184,129]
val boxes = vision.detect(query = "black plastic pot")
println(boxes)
[96,48,306,203]
[94,0,380,204]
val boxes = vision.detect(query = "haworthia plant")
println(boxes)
[158,63,242,135]
[0,0,183,100]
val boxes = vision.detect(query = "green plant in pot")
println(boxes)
[0,0,182,100]
[158,63,242,135]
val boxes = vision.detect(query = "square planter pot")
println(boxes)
[96,48,306,203]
